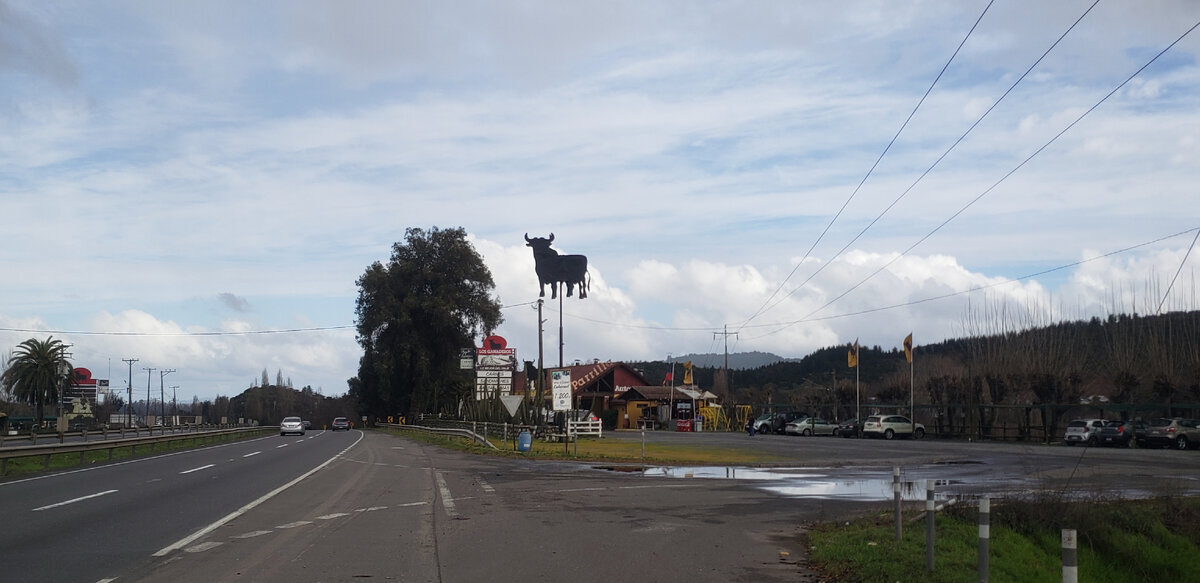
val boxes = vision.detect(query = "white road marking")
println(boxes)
[397,501,426,508]
[276,521,312,529]
[242,451,261,458]
[179,464,215,474]
[185,542,223,553]
[316,513,350,520]
[478,477,496,493]
[96,578,118,583]
[276,443,288,448]
[232,530,273,539]
[435,472,460,518]
[33,489,119,511]
[154,432,365,557]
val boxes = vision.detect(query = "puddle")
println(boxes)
[601,465,964,501]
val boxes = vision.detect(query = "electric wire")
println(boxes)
[754,17,1200,339]
[1157,229,1200,314]
[735,0,997,332]
[744,0,1102,327]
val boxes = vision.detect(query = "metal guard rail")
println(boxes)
[0,427,272,475]
[381,423,498,450]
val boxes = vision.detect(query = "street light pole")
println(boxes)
[143,368,155,426]
[123,358,138,428]
[171,385,179,422]
[159,369,175,426]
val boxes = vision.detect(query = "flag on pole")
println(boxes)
[847,340,859,368]
[683,361,694,385]
[663,372,673,385]
[903,333,913,364]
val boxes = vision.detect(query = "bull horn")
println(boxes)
[548,233,554,242]
[524,233,531,243]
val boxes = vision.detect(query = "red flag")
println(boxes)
[663,372,673,385]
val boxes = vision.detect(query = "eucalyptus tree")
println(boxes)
[0,336,74,427]
[351,227,502,418]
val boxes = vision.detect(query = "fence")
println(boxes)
[0,426,272,476]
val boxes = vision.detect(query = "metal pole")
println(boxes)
[159,369,175,428]
[893,466,902,542]
[144,368,155,427]
[537,299,544,430]
[641,430,645,459]
[979,497,990,583]
[1062,529,1077,583]
[123,358,138,429]
[558,286,564,368]
[926,480,935,572]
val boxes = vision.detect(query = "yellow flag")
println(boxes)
[683,361,693,385]
[847,340,859,368]
[904,333,913,364]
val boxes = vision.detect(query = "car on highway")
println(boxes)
[1141,418,1200,450]
[785,417,837,436]
[280,416,306,436]
[1063,418,1106,446]
[332,417,350,431]
[862,415,925,439]
[834,418,861,438]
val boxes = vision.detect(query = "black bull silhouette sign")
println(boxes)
[524,233,589,299]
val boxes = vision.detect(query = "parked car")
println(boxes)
[785,417,837,436]
[746,414,774,434]
[1063,418,1107,446]
[331,417,350,431]
[1096,419,1142,447]
[862,415,925,439]
[280,416,305,436]
[834,418,860,438]
[1141,418,1200,450]
[766,412,805,434]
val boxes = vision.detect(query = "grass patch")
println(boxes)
[806,496,1200,582]
[382,427,788,465]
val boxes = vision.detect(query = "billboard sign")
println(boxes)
[551,369,572,412]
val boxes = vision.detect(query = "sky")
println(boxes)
[2,0,1199,403]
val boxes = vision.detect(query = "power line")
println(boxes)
[760,16,1200,338]
[745,0,1102,327]
[0,325,354,337]
[737,0,997,332]
[1158,229,1200,314]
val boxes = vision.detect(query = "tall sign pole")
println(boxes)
[122,358,138,428]
[558,285,564,368]
[538,299,545,428]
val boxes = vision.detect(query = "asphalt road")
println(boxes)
[5,428,1200,582]
[0,428,356,583]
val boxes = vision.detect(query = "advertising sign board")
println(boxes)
[551,369,572,412]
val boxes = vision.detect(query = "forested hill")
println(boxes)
[634,310,1200,406]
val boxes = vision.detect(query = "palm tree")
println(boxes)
[0,337,74,428]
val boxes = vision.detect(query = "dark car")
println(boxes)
[834,418,860,438]
[1096,420,1141,447]
[331,417,350,431]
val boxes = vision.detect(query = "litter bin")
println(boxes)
[517,430,532,452]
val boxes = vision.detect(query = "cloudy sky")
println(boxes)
[2,0,1198,402]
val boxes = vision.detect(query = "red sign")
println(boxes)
[73,368,97,386]
[482,335,508,350]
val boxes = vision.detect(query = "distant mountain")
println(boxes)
[671,351,790,370]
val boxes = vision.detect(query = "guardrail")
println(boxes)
[0,426,273,477]
[0,423,249,447]
[380,423,498,450]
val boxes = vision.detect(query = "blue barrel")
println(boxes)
[517,430,532,452]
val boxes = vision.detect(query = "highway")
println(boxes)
[5,428,1200,582]
[0,429,358,583]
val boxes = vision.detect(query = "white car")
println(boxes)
[785,417,837,436]
[862,415,925,439]
[1063,418,1106,446]
[280,416,306,436]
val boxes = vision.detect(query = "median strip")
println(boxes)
[33,489,119,511]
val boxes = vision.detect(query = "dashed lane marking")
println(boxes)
[185,542,223,553]
[435,472,460,519]
[316,513,350,520]
[33,489,119,511]
[232,530,273,539]
[478,477,496,493]
[243,451,261,458]
[276,521,312,529]
[179,464,215,475]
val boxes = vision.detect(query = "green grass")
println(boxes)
[383,427,789,465]
[806,496,1200,582]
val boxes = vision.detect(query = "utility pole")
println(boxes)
[159,369,175,426]
[144,368,156,426]
[713,325,738,398]
[123,358,138,428]
[537,298,545,428]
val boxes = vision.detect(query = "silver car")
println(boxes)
[862,415,925,439]
[1063,418,1106,446]
[280,416,306,436]
[785,417,837,436]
